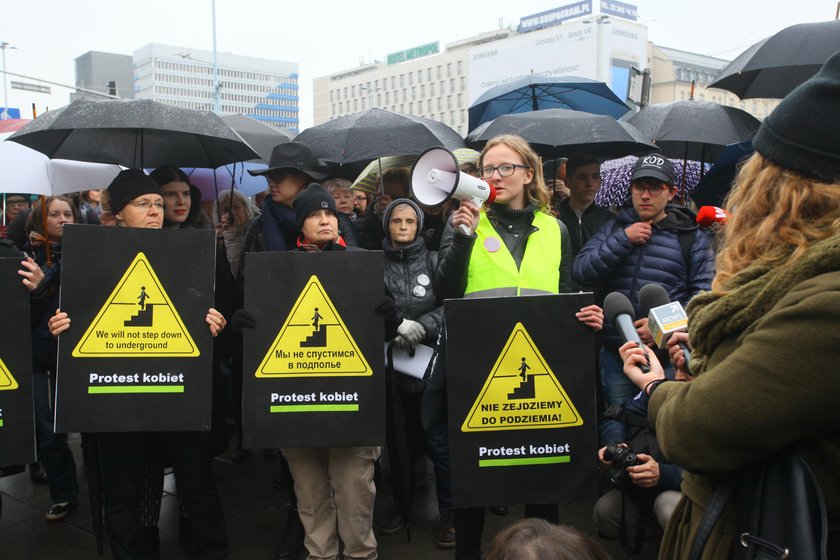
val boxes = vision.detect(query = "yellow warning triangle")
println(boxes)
[462,322,582,432]
[256,275,371,378]
[0,357,19,391]
[72,252,199,358]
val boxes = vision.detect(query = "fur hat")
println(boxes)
[293,183,337,233]
[753,51,840,183]
[107,169,162,214]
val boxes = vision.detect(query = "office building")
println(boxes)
[133,43,300,131]
[72,51,135,102]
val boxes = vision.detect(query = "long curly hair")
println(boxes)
[479,134,551,212]
[713,153,840,294]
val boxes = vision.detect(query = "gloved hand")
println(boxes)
[230,308,256,332]
[393,334,414,352]
[397,319,426,345]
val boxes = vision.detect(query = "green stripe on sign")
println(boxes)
[479,455,570,468]
[88,386,185,394]
[0,419,4,427]
[270,404,359,413]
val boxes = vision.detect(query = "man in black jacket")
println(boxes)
[555,155,613,292]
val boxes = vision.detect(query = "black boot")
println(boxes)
[273,509,305,560]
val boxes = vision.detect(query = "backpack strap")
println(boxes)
[677,228,696,277]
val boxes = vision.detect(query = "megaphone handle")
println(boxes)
[458,223,471,236]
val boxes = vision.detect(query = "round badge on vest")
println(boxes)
[484,237,502,253]
[413,285,427,298]
[417,274,430,287]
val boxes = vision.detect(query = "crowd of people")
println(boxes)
[1,51,839,560]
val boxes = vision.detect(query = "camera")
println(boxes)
[603,442,640,490]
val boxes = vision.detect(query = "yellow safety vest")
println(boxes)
[464,210,561,298]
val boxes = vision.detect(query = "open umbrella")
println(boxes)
[468,75,630,130]
[626,100,759,161]
[221,114,293,163]
[596,155,707,208]
[691,140,754,208]
[466,109,657,160]
[0,136,122,197]
[350,149,480,195]
[294,108,464,167]
[186,162,271,201]
[709,20,840,100]
[8,98,258,169]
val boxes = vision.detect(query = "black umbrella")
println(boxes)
[221,114,294,163]
[626,100,760,161]
[468,75,631,130]
[709,20,840,100]
[8,98,259,168]
[466,108,657,160]
[294,108,464,167]
[691,140,754,208]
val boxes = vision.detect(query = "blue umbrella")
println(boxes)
[692,140,753,208]
[468,75,631,130]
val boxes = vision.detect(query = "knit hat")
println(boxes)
[382,198,424,236]
[631,154,676,186]
[293,183,337,232]
[753,51,840,183]
[107,169,162,214]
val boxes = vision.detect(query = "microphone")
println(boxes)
[638,283,691,371]
[603,291,650,373]
[696,206,729,227]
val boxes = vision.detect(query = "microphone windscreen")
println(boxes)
[697,206,728,226]
[604,292,635,326]
[639,283,671,316]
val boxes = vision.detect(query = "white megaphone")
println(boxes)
[411,147,496,235]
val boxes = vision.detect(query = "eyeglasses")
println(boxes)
[130,200,165,211]
[631,182,669,196]
[479,164,530,179]
[6,199,29,207]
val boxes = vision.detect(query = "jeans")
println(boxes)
[599,347,641,409]
[33,370,79,504]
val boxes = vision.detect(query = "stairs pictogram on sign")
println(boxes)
[462,322,582,432]
[256,275,371,378]
[72,252,199,358]
[0,357,19,391]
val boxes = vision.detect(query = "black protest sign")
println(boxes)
[55,225,215,432]
[0,258,36,466]
[446,294,598,508]
[243,251,385,448]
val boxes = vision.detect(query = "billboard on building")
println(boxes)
[518,1,593,33]
[468,18,647,104]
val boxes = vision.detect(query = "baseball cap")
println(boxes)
[631,155,676,185]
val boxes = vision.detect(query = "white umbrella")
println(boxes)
[0,133,122,196]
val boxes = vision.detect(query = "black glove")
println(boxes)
[375,296,401,340]
[230,308,256,332]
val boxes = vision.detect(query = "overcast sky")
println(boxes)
[1,0,832,128]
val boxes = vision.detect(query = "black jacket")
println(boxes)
[556,200,614,292]
[383,237,443,345]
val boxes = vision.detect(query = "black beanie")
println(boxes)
[753,50,840,183]
[107,169,162,214]
[293,183,337,233]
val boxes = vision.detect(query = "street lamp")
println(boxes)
[175,52,221,114]
[582,15,610,82]
[0,41,17,120]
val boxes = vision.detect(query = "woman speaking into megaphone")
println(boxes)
[423,134,603,560]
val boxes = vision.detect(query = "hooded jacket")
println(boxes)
[381,199,442,344]
[573,205,715,347]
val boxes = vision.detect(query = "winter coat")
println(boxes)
[382,237,442,346]
[435,203,573,300]
[556,200,613,292]
[649,270,840,559]
[572,205,715,347]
